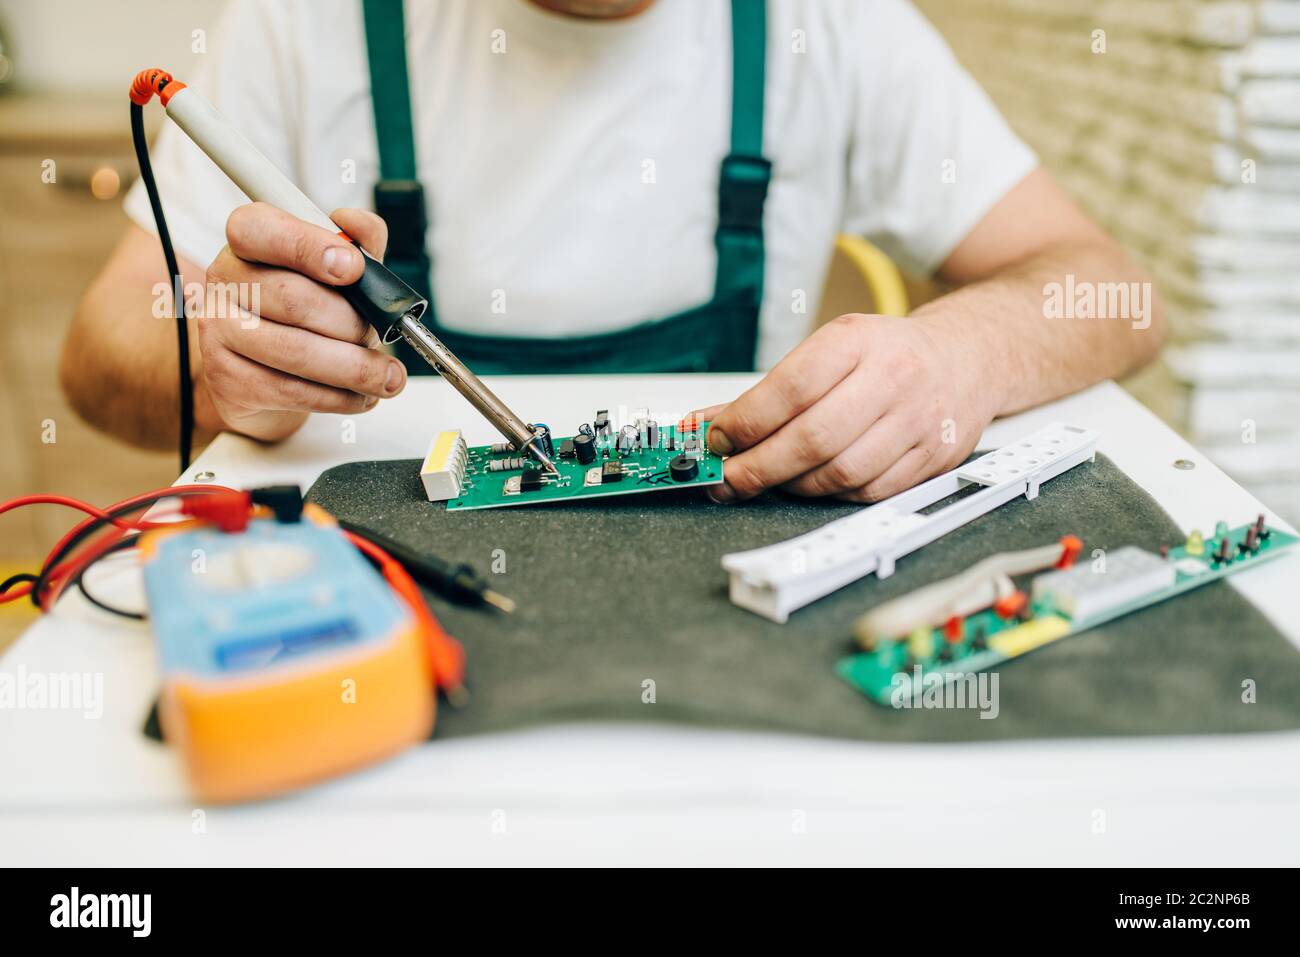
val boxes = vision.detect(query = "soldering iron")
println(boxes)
[129,68,559,475]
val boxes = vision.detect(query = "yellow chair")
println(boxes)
[816,235,911,328]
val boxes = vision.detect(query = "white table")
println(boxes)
[3,377,1299,866]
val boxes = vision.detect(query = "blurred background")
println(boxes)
[2,0,1299,645]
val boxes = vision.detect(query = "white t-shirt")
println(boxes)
[125,0,1036,368]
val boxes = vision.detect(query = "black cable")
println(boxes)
[1,572,37,596]
[338,519,515,613]
[30,488,211,610]
[131,101,193,474]
[71,535,146,621]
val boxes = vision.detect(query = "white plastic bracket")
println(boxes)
[720,422,1099,622]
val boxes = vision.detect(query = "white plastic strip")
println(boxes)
[721,422,1099,622]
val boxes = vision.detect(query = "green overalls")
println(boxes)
[361,0,772,374]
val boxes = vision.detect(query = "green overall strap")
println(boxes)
[362,0,432,301]
[714,0,771,327]
[361,0,771,373]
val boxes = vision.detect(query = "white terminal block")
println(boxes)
[721,422,1100,622]
[420,429,469,503]
[1031,546,1174,626]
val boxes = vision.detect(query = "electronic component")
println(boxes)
[521,468,545,492]
[856,538,1078,648]
[530,424,555,462]
[722,422,1100,622]
[669,455,698,482]
[594,410,611,437]
[440,417,724,509]
[837,517,1299,706]
[1031,546,1175,624]
[558,439,576,459]
[419,429,469,503]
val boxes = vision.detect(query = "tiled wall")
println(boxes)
[917,0,1300,521]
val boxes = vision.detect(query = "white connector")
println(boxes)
[1031,546,1174,625]
[420,429,469,502]
[721,422,1100,622]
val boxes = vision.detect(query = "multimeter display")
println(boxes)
[215,619,360,672]
[143,518,405,678]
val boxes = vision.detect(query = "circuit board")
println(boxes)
[836,520,1299,706]
[443,415,725,511]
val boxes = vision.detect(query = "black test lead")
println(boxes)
[337,521,517,613]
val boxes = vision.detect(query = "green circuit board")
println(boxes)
[837,520,1299,706]
[445,416,725,511]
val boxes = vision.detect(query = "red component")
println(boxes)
[181,489,253,533]
[943,616,964,642]
[994,591,1028,620]
[678,414,700,434]
[1055,535,1083,569]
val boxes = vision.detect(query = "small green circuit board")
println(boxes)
[837,521,1299,706]
[445,419,725,511]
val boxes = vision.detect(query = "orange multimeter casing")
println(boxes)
[138,505,434,802]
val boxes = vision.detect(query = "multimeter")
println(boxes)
[139,504,435,802]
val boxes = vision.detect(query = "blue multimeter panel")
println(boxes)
[142,518,408,679]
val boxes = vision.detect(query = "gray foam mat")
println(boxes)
[306,454,1300,741]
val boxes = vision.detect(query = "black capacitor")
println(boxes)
[573,432,597,464]
[669,454,699,482]
[646,420,660,449]
[529,424,555,460]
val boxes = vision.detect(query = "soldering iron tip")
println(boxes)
[482,589,517,614]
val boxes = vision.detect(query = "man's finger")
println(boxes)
[208,252,379,346]
[707,320,861,457]
[207,347,377,415]
[780,412,916,498]
[225,202,364,285]
[691,403,728,422]
[331,207,388,260]
[836,444,937,504]
[220,318,406,399]
[710,372,886,501]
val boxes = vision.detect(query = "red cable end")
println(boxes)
[181,489,253,533]
[130,68,186,106]
[994,591,1028,620]
[1056,535,1084,569]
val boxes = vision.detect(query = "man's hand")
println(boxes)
[198,203,407,441]
[701,313,997,503]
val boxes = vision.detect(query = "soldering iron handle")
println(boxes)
[161,83,425,340]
